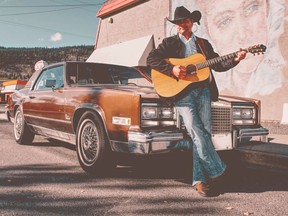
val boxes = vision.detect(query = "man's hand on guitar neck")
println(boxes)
[172,65,187,79]
[234,48,247,62]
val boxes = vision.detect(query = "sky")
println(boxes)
[0,0,107,48]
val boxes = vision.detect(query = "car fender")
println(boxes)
[72,103,110,140]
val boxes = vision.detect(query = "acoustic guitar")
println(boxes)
[151,44,266,98]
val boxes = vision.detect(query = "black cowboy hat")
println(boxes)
[167,6,201,25]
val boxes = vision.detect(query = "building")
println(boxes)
[87,0,170,66]
[88,0,288,122]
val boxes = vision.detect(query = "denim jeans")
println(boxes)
[174,87,226,185]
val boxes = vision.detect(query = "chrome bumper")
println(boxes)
[238,127,269,142]
[110,127,269,155]
[232,127,269,148]
[111,130,184,154]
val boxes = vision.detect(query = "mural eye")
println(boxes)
[244,1,260,17]
[217,17,232,30]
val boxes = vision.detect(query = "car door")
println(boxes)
[25,65,66,133]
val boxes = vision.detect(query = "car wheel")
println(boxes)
[76,111,115,175]
[14,108,35,145]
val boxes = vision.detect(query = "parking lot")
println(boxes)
[1,104,288,215]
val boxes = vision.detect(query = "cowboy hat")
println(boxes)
[167,6,201,25]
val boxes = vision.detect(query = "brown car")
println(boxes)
[7,61,268,174]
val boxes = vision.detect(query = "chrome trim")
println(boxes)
[233,130,238,148]
[237,127,269,143]
[128,131,183,143]
[28,123,76,144]
[110,130,184,154]
[110,140,150,154]
[233,105,255,109]
[238,127,269,137]
[24,114,69,124]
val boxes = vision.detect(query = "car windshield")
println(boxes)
[66,62,152,87]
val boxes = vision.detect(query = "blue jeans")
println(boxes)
[174,87,226,185]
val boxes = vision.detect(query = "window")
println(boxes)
[65,62,152,86]
[34,66,64,91]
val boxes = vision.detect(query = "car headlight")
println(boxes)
[241,108,254,119]
[232,106,256,125]
[160,107,174,119]
[142,105,158,119]
[141,103,175,127]
[233,108,253,119]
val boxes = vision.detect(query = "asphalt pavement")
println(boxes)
[0,103,288,215]
[1,104,287,171]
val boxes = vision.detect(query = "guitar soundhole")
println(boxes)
[186,64,196,75]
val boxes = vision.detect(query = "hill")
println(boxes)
[0,45,94,80]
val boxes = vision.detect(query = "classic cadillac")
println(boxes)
[7,61,269,174]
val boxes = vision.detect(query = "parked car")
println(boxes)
[7,61,269,174]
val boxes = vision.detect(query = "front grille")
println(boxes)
[211,106,231,134]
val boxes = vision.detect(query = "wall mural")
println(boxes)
[170,0,288,121]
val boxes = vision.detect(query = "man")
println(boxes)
[147,6,246,197]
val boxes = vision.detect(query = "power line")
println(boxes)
[0,19,95,39]
[71,0,98,12]
[0,1,106,46]
[0,1,105,16]
[0,3,102,8]
[0,6,87,16]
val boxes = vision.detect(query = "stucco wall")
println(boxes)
[96,0,170,49]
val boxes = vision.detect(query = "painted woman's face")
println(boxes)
[203,0,268,73]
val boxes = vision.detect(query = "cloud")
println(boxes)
[50,32,63,42]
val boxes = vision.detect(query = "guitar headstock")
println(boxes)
[247,44,266,55]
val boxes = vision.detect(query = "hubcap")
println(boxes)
[80,121,98,163]
[14,111,23,139]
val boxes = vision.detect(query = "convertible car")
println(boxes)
[7,61,269,174]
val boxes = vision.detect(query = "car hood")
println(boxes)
[92,84,160,99]
[86,86,260,102]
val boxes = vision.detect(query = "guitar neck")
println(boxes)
[196,51,239,70]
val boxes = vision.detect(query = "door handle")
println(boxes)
[29,96,36,99]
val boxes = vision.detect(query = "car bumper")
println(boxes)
[235,127,269,145]
[111,130,185,154]
[110,126,269,155]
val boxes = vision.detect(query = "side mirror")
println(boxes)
[45,79,56,88]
